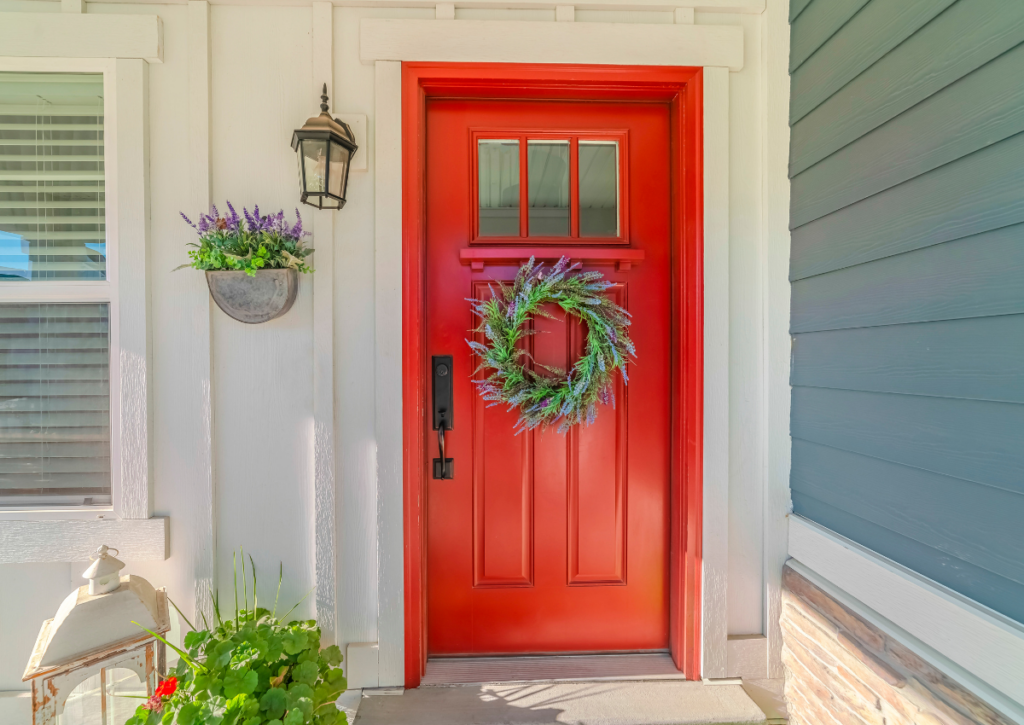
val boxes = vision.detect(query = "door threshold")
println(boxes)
[422,653,685,686]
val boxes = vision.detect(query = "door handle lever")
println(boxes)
[432,355,454,480]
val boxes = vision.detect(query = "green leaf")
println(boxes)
[242,718,262,725]
[320,646,342,667]
[177,702,202,725]
[281,630,308,655]
[287,684,314,702]
[261,688,288,720]
[291,660,319,686]
[325,669,346,686]
[223,668,259,699]
[283,709,305,725]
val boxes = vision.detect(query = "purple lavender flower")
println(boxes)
[225,201,241,232]
[292,209,304,239]
[180,212,197,229]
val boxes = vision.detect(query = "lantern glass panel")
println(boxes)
[58,667,147,725]
[328,141,348,198]
[301,139,328,194]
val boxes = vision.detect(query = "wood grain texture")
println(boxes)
[791,223,1024,333]
[0,12,163,63]
[787,522,1024,718]
[792,43,1024,227]
[359,18,744,71]
[373,59,404,688]
[762,0,793,679]
[792,440,1024,585]
[702,66,729,679]
[790,131,1024,280]
[790,0,954,121]
[0,518,168,563]
[312,1,337,648]
[792,316,1024,403]
[788,0,869,72]
[790,387,1024,497]
[209,2,315,630]
[112,59,152,521]
[790,0,1024,175]
[185,0,215,629]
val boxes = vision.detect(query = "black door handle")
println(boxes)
[432,355,454,480]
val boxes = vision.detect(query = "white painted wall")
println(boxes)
[0,0,784,697]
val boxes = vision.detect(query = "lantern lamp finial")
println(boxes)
[82,545,125,596]
[320,83,330,114]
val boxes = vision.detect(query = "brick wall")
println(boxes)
[780,564,1012,725]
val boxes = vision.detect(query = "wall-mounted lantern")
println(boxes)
[291,84,358,210]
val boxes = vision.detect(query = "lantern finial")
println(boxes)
[82,545,125,595]
[320,83,330,114]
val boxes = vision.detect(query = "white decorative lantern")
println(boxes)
[22,546,170,725]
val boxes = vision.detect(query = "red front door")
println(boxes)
[425,97,671,656]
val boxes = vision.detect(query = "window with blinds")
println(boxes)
[0,72,111,509]
[0,72,105,281]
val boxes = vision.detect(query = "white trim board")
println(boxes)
[360,19,743,71]
[0,13,163,63]
[369,44,733,687]
[59,0,765,13]
[789,516,1024,719]
[0,519,168,563]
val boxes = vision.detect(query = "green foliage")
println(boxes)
[125,555,346,725]
[467,256,635,432]
[179,204,313,277]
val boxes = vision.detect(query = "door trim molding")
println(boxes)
[389,63,717,688]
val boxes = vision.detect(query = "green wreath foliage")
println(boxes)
[467,257,635,432]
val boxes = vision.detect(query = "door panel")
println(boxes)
[426,98,671,656]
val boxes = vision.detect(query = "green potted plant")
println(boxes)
[127,556,346,725]
[179,203,313,324]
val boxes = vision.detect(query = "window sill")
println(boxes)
[0,516,168,564]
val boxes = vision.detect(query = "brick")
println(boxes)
[784,641,883,725]
[783,566,887,652]
[887,639,1012,725]
[902,678,978,725]
[837,631,907,688]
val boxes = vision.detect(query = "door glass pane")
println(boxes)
[528,140,569,237]
[0,72,106,281]
[478,139,519,237]
[0,303,111,508]
[579,141,619,237]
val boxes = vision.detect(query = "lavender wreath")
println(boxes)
[467,256,635,432]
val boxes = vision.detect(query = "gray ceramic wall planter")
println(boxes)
[206,269,299,324]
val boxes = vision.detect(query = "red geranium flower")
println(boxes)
[154,677,177,698]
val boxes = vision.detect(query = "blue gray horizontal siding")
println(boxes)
[789,0,1024,622]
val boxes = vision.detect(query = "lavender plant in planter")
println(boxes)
[179,203,313,323]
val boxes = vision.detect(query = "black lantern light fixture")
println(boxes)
[291,84,358,210]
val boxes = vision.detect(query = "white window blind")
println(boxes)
[0,303,111,507]
[0,72,105,281]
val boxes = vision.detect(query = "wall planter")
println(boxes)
[206,269,298,324]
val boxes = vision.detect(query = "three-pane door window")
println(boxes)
[476,133,625,242]
[0,72,111,508]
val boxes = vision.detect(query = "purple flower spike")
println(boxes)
[180,212,196,229]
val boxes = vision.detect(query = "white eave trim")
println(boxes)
[360,18,744,71]
[789,515,1024,718]
[48,0,765,13]
[0,13,163,63]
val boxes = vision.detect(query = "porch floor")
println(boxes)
[350,680,770,725]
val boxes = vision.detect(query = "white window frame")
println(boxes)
[0,56,165,562]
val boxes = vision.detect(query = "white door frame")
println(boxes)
[363,17,738,687]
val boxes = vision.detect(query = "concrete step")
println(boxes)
[350,680,770,725]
